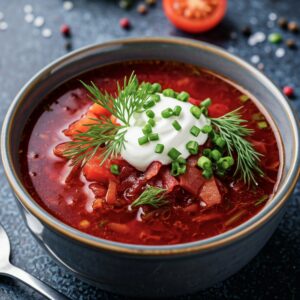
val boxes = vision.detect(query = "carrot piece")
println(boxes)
[83,153,116,183]
[89,103,111,117]
[199,177,222,208]
[92,198,103,210]
[79,220,90,229]
[182,203,199,213]
[110,115,120,125]
[105,180,118,205]
[64,112,98,137]
[53,142,70,158]
[107,222,129,234]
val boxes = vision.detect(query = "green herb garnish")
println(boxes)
[64,73,152,165]
[131,186,168,208]
[254,195,269,206]
[210,107,264,185]
[63,116,127,166]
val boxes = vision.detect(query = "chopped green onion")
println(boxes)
[151,94,161,103]
[200,106,208,116]
[203,148,212,157]
[179,164,187,174]
[151,83,162,93]
[177,91,189,102]
[177,157,186,165]
[257,121,268,129]
[239,94,249,102]
[168,147,181,160]
[148,119,156,127]
[138,136,149,145]
[146,110,155,118]
[202,168,213,179]
[149,133,159,141]
[172,120,182,131]
[201,98,212,107]
[202,125,213,134]
[190,106,202,119]
[163,88,176,98]
[141,82,153,93]
[211,149,222,161]
[186,141,199,155]
[110,164,120,175]
[190,125,201,137]
[171,161,186,176]
[143,99,155,109]
[155,144,164,154]
[161,108,173,118]
[142,124,152,135]
[197,156,212,170]
[171,161,180,176]
[217,156,234,170]
[173,105,182,116]
[213,135,226,148]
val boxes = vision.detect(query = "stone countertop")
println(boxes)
[0,0,299,299]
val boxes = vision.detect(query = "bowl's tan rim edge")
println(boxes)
[2,37,300,256]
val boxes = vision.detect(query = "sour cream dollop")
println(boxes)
[120,94,210,171]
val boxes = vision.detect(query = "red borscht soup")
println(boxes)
[19,61,281,245]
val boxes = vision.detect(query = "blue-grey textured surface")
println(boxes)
[0,0,299,299]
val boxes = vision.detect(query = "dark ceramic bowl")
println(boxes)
[2,37,300,298]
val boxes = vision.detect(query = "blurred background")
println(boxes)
[0,1,299,299]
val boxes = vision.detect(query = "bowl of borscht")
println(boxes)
[2,37,300,297]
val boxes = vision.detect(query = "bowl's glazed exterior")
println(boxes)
[2,38,300,297]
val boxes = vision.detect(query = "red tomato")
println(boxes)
[163,0,227,33]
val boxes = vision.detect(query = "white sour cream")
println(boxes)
[120,94,210,171]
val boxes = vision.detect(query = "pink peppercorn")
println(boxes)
[120,18,131,29]
[283,86,294,97]
[60,24,71,36]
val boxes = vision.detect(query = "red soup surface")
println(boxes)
[19,61,281,245]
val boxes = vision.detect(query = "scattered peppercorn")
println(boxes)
[137,4,148,14]
[286,39,297,49]
[277,17,288,29]
[288,21,299,33]
[145,0,156,6]
[241,25,252,37]
[120,17,131,29]
[60,24,71,37]
[64,41,72,51]
[283,86,294,98]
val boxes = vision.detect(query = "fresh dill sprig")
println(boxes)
[64,116,127,166]
[80,72,150,126]
[210,107,264,186]
[131,186,168,208]
[65,72,151,165]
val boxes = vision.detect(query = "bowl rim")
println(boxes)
[2,36,300,256]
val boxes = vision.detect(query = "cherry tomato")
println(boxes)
[163,0,227,33]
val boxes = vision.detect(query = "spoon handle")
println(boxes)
[2,263,68,300]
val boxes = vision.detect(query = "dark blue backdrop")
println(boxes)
[0,0,299,299]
